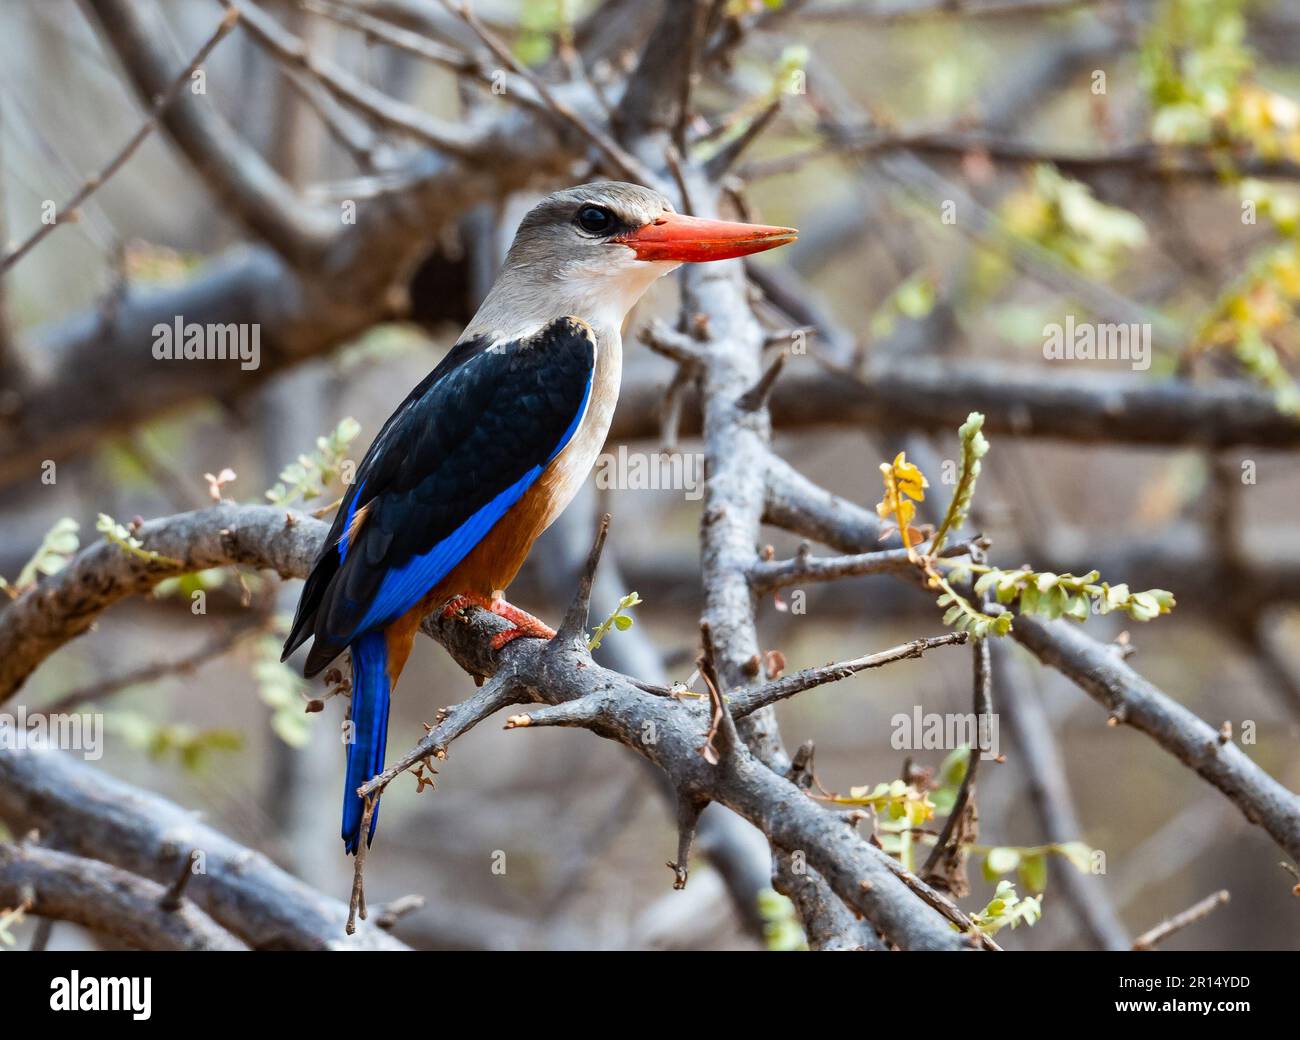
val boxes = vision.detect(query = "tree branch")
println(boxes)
[0,501,971,949]
[85,0,335,264]
[0,744,410,950]
[0,841,248,951]
[1,6,242,273]
[728,633,969,718]
[613,360,1300,449]
[1012,615,1300,865]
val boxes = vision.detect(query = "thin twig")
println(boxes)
[1132,890,1230,951]
[373,893,426,930]
[922,608,993,883]
[705,96,782,179]
[437,0,658,185]
[1,8,239,273]
[728,632,968,718]
[697,622,738,764]
[39,619,263,716]
[300,0,544,111]
[158,849,201,911]
[750,539,978,594]
[226,0,481,157]
[557,513,611,644]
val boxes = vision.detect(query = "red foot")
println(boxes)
[441,593,555,650]
[488,599,556,650]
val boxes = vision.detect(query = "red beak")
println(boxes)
[615,212,798,262]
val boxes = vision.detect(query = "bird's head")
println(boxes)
[472,181,797,338]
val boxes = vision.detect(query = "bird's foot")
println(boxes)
[440,593,555,650]
[486,597,556,651]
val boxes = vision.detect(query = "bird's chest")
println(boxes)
[534,328,622,525]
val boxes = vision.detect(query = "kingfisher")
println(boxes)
[281,182,797,854]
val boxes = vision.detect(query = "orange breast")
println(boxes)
[397,445,586,622]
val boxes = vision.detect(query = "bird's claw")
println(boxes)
[487,598,555,649]
[441,593,554,649]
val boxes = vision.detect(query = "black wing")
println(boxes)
[283,317,596,676]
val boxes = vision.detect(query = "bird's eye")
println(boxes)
[576,205,615,235]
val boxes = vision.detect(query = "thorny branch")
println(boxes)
[3,0,1299,953]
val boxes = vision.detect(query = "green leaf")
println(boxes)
[1019,853,1049,895]
[13,517,81,589]
[588,591,643,651]
[1056,841,1095,875]
[984,846,1021,878]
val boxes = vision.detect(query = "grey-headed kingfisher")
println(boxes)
[281,182,797,854]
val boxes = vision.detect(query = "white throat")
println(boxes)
[460,253,680,346]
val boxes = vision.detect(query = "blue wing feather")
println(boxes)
[353,364,592,631]
[284,317,597,675]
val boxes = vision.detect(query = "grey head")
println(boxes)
[463,181,678,343]
[462,181,797,344]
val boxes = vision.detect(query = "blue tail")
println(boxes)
[342,630,391,855]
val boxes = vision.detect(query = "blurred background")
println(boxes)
[2,0,1299,950]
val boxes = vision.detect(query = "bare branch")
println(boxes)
[922,588,992,885]
[1013,615,1300,864]
[614,361,1300,450]
[0,747,407,949]
[556,512,612,645]
[1132,890,1231,951]
[437,0,658,184]
[85,0,335,263]
[728,633,969,718]
[227,0,482,158]
[639,320,709,366]
[0,842,247,951]
[751,545,916,593]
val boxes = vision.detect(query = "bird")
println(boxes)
[281,181,797,855]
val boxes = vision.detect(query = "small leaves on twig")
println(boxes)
[966,568,1176,623]
[265,417,361,508]
[980,841,1097,895]
[96,514,180,567]
[875,412,1175,638]
[930,412,988,555]
[0,518,80,596]
[587,591,642,651]
[964,879,1042,937]
[875,451,929,556]
[822,779,937,827]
